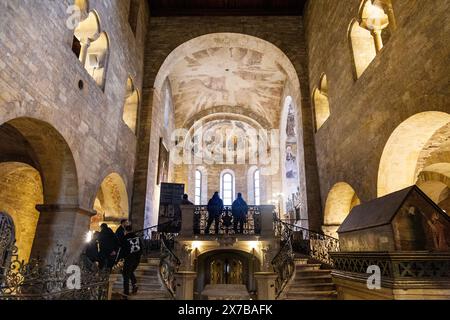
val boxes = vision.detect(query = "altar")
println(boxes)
[201,284,251,300]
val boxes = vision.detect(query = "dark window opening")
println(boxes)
[72,36,81,58]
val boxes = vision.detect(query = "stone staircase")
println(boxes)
[280,256,338,300]
[111,257,173,300]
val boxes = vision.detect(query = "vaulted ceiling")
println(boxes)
[149,0,306,16]
[169,46,287,128]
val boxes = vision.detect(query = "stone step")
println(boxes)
[113,283,166,291]
[292,276,333,285]
[295,264,322,271]
[284,290,337,300]
[294,258,309,265]
[288,282,336,291]
[295,269,332,277]
[128,293,172,300]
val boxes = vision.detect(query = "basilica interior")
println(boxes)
[0,0,449,301]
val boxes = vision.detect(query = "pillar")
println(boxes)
[372,28,384,52]
[31,204,95,262]
[174,271,197,300]
[259,205,276,238]
[254,272,278,300]
[179,205,195,237]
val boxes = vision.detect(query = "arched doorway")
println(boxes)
[195,250,260,297]
[91,173,129,231]
[0,117,80,261]
[323,182,361,238]
[0,163,43,262]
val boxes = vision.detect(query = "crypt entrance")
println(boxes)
[195,250,260,299]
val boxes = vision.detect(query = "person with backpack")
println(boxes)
[206,192,224,234]
[121,225,143,296]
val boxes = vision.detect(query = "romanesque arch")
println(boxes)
[91,172,129,231]
[377,112,450,197]
[0,117,80,260]
[323,182,361,238]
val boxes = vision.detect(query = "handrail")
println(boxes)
[274,218,339,267]
[159,234,180,298]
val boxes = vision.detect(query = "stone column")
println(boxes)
[31,204,95,262]
[254,272,278,300]
[174,271,197,300]
[179,205,195,237]
[372,28,384,52]
[78,39,90,66]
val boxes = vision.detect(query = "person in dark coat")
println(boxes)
[85,231,100,263]
[206,192,224,234]
[98,223,120,270]
[181,194,194,205]
[115,219,129,245]
[115,219,129,260]
[232,193,249,234]
[121,225,143,296]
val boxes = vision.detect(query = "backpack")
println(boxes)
[127,237,141,254]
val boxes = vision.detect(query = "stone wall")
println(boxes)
[0,0,149,256]
[304,0,450,211]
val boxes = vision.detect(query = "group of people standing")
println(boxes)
[84,219,143,297]
[205,192,249,234]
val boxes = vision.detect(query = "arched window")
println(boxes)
[164,87,171,127]
[254,169,261,205]
[195,170,202,205]
[221,171,235,206]
[72,11,109,90]
[313,74,330,131]
[123,77,139,134]
[349,0,395,79]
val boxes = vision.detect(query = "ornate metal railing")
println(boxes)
[331,252,450,279]
[275,219,340,267]
[193,205,261,235]
[271,233,295,299]
[159,235,180,298]
[0,245,109,300]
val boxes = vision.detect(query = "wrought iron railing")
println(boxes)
[193,206,261,235]
[0,245,109,300]
[275,219,340,267]
[271,233,295,299]
[159,235,180,298]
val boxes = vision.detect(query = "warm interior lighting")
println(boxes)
[85,231,94,243]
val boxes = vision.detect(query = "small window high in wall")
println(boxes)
[254,169,261,205]
[313,74,330,131]
[72,11,110,90]
[349,0,396,79]
[123,77,139,135]
[221,170,235,206]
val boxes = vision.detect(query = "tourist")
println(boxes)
[232,193,249,234]
[115,219,129,245]
[206,192,224,234]
[121,225,143,296]
[181,194,194,205]
[98,223,120,270]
